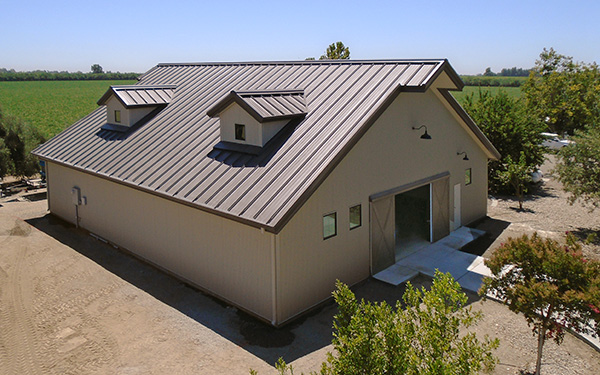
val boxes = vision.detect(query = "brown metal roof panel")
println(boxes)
[215,66,363,214]
[406,64,437,87]
[251,63,411,223]
[138,127,220,189]
[226,65,382,215]
[246,65,398,220]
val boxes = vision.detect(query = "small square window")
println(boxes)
[465,168,472,185]
[323,212,337,240]
[235,123,246,141]
[349,204,361,230]
[114,110,121,123]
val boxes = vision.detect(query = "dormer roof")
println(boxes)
[97,85,176,108]
[206,89,307,122]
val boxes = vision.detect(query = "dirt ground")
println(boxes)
[0,155,599,374]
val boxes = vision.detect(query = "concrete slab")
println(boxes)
[377,226,491,293]
[373,264,419,286]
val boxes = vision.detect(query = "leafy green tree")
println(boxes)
[480,233,600,375]
[319,42,350,60]
[555,123,600,209]
[321,272,498,375]
[252,272,498,375]
[497,152,533,210]
[0,105,45,178]
[91,64,104,74]
[483,67,495,76]
[522,48,600,135]
[461,89,545,194]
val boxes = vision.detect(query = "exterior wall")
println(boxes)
[276,87,488,323]
[105,96,154,127]
[46,162,274,322]
[219,103,288,146]
[106,97,127,125]
[220,103,262,145]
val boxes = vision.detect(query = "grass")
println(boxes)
[451,86,523,103]
[0,80,136,139]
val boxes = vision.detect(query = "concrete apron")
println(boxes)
[373,226,600,352]
[373,226,490,293]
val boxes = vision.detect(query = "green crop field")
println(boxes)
[0,80,136,139]
[0,80,523,140]
[451,86,523,103]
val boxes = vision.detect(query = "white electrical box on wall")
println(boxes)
[71,187,81,205]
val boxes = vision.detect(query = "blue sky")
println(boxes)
[1,0,598,75]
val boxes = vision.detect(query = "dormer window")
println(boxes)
[235,124,246,141]
[97,85,176,132]
[207,89,307,153]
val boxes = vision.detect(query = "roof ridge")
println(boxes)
[156,59,447,68]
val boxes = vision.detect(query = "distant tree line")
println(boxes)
[483,66,531,76]
[0,68,139,81]
[460,75,526,87]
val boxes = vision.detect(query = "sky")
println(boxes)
[1,0,599,75]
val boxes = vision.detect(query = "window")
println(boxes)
[349,204,361,230]
[323,212,337,239]
[465,168,472,185]
[114,110,121,123]
[235,123,246,141]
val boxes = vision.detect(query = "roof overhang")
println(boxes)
[97,85,177,108]
[206,89,307,123]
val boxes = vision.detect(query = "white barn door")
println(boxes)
[370,196,395,274]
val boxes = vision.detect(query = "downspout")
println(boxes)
[270,231,279,325]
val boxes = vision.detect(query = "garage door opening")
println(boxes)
[370,174,450,275]
[395,184,431,260]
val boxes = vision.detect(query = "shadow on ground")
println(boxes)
[462,216,511,257]
[25,213,445,367]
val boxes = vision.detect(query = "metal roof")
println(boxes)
[207,89,307,122]
[33,59,495,233]
[97,85,176,107]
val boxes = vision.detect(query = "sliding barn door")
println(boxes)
[370,196,395,274]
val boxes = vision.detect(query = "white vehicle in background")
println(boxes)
[541,132,573,150]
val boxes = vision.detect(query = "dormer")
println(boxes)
[97,85,176,132]
[207,89,307,153]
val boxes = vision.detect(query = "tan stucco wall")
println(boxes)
[276,86,489,323]
[46,162,274,322]
[220,103,262,145]
[105,97,154,127]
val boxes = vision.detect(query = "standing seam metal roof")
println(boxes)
[97,85,176,107]
[207,89,307,122]
[34,59,478,232]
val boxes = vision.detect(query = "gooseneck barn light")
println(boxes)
[457,151,469,161]
[411,125,431,140]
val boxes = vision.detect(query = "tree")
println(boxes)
[461,89,545,194]
[91,64,104,74]
[252,272,498,375]
[319,42,350,60]
[497,152,533,210]
[554,123,600,209]
[483,67,495,76]
[480,233,600,375]
[0,105,45,179]
[322,272,498,374]
[522,48,600,135]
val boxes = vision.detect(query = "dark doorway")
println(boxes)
[395,184,431,260]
